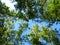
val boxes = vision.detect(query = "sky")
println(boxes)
[1,0,16,10]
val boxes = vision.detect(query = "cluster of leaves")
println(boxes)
[27,24,60,45]
[0,1,9,15]
[14,0,60,23]
[42,0,60,23]
[14,0,40,19]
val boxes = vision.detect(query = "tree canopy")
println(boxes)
[0,0,60,45]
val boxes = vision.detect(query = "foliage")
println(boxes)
[27,24,60,45]
[0,0,60,45]
[42,0,60,23]
[14,0,60,23]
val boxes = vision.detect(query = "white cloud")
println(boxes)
[1,0,15,10]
